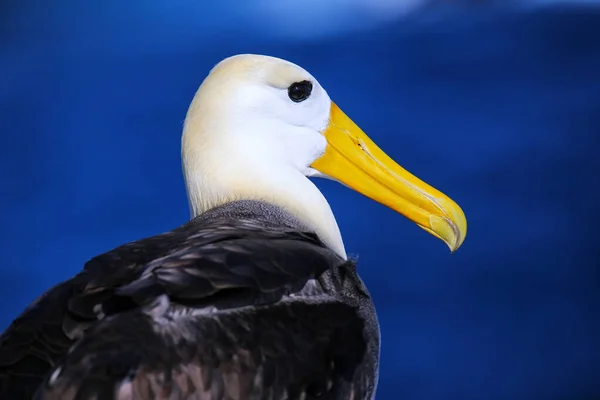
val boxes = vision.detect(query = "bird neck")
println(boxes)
[183,155,347,259]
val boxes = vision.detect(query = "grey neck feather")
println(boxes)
[193,200,313,232]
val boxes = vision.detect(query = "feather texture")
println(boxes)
[0,201,379,400]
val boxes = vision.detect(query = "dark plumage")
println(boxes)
[0,200,380,400]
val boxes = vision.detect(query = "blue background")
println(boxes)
[1,1,599,399]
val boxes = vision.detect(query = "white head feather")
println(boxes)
[182,54,346,258]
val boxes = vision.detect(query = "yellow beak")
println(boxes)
[311,102,467,252]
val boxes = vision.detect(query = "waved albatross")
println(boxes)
[0,54,467,400]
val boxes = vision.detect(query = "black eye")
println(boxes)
[287,80,313,103]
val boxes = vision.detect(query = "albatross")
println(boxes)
[0,54,466,400]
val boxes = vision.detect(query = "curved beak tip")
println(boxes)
[421,201,467,253]
[435,209,467,254]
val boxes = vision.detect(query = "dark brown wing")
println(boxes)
[38,280,369,400]
[0,277,88,399]
[0,217,369,399]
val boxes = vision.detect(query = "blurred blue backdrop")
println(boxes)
[1,1,600,399]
